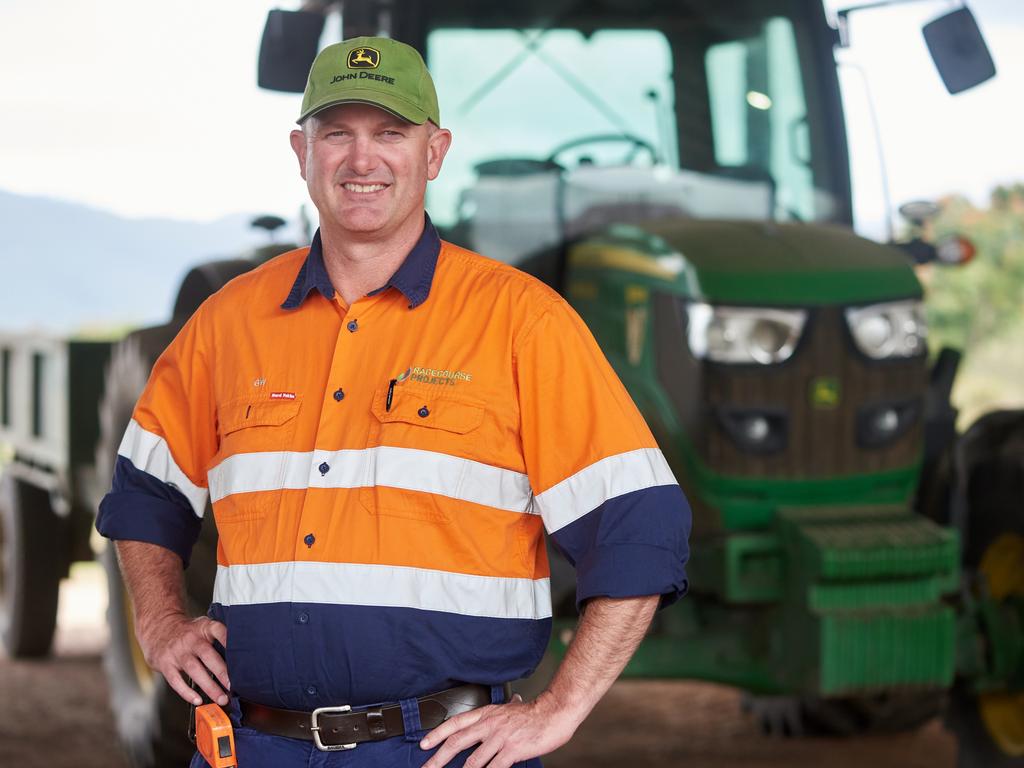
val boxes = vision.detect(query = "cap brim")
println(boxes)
[299,89,430,125]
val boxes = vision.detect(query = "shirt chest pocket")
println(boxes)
[360,383,486,523]
[211,396,302,522]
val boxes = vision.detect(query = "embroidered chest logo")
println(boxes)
[398,365,473,387]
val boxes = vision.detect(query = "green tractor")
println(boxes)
[257,0,1023,763]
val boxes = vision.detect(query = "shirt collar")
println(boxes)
[281,214,441,311]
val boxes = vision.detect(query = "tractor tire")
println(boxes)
[743,692,943,738]
[956,411,1024,569]
[0,473,68,657]
[948,682,1024,768]
[947,412,1024,767]
[95,328,218,768]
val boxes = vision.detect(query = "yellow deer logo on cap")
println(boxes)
[348,47,380,69]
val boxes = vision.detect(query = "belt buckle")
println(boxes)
[310,705,357,751]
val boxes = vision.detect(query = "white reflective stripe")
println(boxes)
[212,561,551,621]
[208,450,319,500]
[534,448,678,534]
[207,446,533,513]
[118,419,208,517]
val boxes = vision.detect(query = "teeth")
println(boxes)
[343,183,386,193]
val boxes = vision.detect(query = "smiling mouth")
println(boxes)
[342,182,388,193]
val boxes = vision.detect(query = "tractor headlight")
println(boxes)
[686,303,807,364]
[844,300,927,359]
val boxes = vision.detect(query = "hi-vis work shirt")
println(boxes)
[97,217,691,711]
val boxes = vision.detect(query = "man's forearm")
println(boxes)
[540,594,659,726]
[115,540,189,631]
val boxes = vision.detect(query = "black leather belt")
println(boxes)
[239,683,507,751]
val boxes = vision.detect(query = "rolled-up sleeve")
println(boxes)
[514,297,691,608]
[96,306,217,567]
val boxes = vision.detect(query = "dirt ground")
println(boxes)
[0,565,957,768]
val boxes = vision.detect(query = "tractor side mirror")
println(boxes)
[922,7,996,94]
[258,9,325,92]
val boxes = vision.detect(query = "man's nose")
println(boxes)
[347,136,379,175]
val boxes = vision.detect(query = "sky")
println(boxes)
[0,0,1022,241]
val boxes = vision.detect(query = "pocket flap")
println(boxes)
[372,385,484,435]
[219,397,301,436]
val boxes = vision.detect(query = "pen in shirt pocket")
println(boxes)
[386,378,396,412]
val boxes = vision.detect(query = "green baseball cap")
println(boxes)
[298,36,440,125]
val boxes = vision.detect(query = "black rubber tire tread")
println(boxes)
[95,326,218,768]
[172,258,256,322]
[745,692,943,737]
[956,411,1024,568]
[0,474,68,657]
[944,411,1024,767]
[947,682,1024,767]
[798,692,944,736]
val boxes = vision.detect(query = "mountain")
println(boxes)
[0,189,302,333]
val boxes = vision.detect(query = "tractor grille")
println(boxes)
[655,298,926,479]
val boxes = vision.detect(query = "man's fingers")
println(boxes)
[165,669,203,706]
[423,723,489,768]
[183,656,228,705]
[463,737,502,768]
[196,644,231,692]
[487,746,527,768]
[421,706,488,750]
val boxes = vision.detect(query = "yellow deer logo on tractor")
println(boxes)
[348,47,380,69]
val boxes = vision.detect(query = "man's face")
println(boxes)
[290,103,451,241]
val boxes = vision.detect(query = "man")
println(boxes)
[97,36,691,768]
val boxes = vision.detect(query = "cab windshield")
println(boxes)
[424,1,848,240]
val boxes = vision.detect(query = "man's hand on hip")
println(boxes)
[136,611,230,707]
[419,690,579,768]
[114,540,230,706]
[421,594,659,767]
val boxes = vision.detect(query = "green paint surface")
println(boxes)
[574,221,923,306]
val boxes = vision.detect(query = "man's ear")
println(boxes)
[290,129,309,181]
[426,128,453,181]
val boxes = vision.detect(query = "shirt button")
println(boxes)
[318,462,330,476]
[333,388,345,401]
[418,406,430,418]
[297,612,309,624]
[347,319,359,332]
[304,533,315,547]
[307,685,317,696]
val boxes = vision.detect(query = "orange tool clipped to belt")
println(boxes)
[187,677,237,768]
[192,702,237,768]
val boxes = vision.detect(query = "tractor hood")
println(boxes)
[571,220,922,306]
